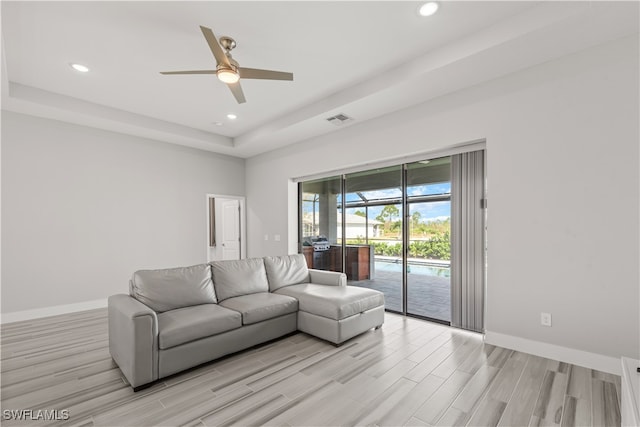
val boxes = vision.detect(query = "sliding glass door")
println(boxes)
[300,176,342,273]
[406,158,451,322]
[343,166,404,313]
[298,149,485,331]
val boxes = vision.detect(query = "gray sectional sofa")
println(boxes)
[108,254,385,390]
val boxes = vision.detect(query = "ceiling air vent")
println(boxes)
[326,113,354,126]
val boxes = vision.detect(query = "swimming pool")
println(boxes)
[375,260,450,278]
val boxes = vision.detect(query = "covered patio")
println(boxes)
[349,259,451,322]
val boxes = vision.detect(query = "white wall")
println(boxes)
[1,112,245,314]
[245,36,639,362]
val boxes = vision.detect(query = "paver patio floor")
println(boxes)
[349,260,451,322]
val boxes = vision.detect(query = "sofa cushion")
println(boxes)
[210,258,269,302]
[263,254,310,292]
[219,293,298,325]
[131,264,216,313]
[275,284,384,321]
[157,304,241,350]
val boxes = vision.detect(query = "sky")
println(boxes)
[303,182,451,223]
[350,201,450,223]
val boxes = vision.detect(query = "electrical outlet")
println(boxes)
[274,235,281,241]
[541,312,552,327]
[264,234,269,241]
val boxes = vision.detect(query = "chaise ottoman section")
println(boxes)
[275,283,384,344]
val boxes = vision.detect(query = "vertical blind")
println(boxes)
[450,150,486,333]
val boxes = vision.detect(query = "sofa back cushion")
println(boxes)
[263,254,310,292]
[210,258,269,302]
[130,264,216,313]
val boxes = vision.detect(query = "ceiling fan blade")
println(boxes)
[200,26,231,67]
[239,67,293,81]
[160,70,216,75]
[228,82,246,104]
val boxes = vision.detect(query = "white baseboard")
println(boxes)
[485,330,621,375]
[1,299,108,324]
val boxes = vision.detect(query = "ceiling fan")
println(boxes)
[160,26,294,104]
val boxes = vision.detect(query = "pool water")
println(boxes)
[375,260,450,278]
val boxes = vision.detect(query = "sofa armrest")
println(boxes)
[308,269,347,287]
[108,294,159,389]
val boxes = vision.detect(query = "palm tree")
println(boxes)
[376,205,399,223]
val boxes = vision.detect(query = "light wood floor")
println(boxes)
[0,309,621,427]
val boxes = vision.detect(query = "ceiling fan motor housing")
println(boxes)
[220,36,236,52]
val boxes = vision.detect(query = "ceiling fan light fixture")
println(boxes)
[217,69,240,84]
[419,2,439,17]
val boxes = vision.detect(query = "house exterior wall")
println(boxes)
[338,223,378,239]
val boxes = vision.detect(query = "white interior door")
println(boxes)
[207,195,245,262]
[221,199,240,260]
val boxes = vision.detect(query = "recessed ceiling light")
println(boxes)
[70,63,90,73]
[419,2,439,17]
[227,113,237,120]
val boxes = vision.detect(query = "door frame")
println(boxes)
[206,194,247,262]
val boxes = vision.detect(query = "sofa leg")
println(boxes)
[132,383,153,393]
